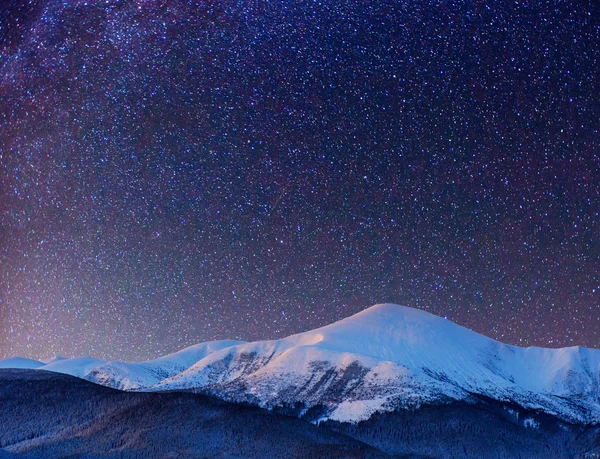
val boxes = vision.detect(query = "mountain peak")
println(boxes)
[347,303,442,323]
[288,303,485,363]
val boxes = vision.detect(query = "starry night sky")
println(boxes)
[1,0,599,361]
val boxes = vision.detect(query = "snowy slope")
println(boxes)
[39,356,107,378]
[84,340,245,389]
[153,304,600,424]
[0,357,44,369]
[43,356,68,365]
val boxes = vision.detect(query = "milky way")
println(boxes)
[1,0,599,361]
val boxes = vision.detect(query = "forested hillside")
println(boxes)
[0,369,388,458]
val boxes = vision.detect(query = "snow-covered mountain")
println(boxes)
[84,340,245,389]
[152,304,600,424]
[0,357,44,369]
[43,356,69,365]
[39,356,107,378]
[3,304,600,426]
[4,340,245,389]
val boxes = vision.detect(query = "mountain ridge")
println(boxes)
[149,304,600,424]
[1,304,599,426]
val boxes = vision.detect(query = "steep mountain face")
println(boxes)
[152,304,600,424]
[84,340,245,390]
